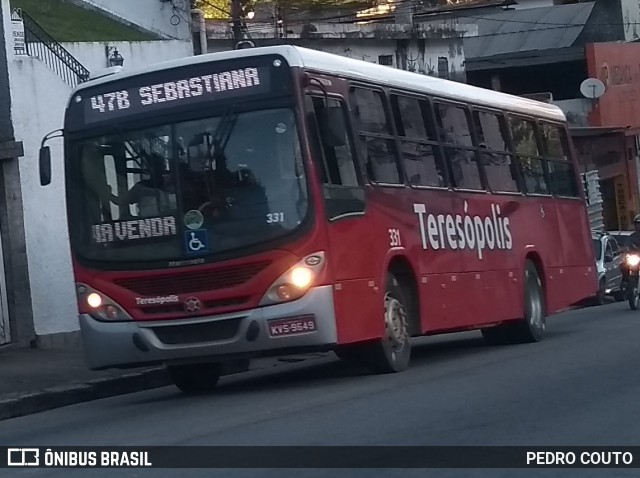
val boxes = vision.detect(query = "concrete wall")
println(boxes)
[1,0,35,346]
[555,98,592,127]
[207,38,466,82]
[621,0,640,40]
[8,56,75,337]
[6,38,195,339]
[73,0,192,41]
[62,40,193,74]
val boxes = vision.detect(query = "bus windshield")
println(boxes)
[70,107,308,264]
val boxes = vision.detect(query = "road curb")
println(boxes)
[0,368,171,421]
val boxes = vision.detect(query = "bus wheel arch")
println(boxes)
[481,255,547,345]
[387,256,421,337]
[523,252,548,316]
[362,257,419,373]
[516,256,547,342]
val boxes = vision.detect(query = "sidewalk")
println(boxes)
[0,346,171,421]
[0,345,333,421]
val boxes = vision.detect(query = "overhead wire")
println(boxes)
[193,0,640,41]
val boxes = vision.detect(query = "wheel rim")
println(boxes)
[384,292,408,360]
[526,271,545,331]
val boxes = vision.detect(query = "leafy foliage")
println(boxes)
[192,0,231,19]
[10,0,157,41]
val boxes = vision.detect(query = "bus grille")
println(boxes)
[114,261,271,296]
[150,317,242,345]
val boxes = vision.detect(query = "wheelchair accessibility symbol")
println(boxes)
[185,229,208,254]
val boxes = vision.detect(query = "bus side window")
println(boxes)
[541,122,579,198]
[472,109,520,193]
[391,95,447,188]
[306,95,365,219]
[434,102,483,190]
[508,116,550,195]
[351,87,402,185]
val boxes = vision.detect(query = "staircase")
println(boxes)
[13,8,90,88]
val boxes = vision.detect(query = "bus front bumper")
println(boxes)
[79,285,337,370]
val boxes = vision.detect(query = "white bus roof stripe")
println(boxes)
[71,45,565,122]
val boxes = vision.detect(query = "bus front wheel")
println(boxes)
[168,363,220,394]
[362,273,412,373]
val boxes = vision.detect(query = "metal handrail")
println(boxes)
[18,9,90,88]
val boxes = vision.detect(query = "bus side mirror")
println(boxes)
[321,107,346,148]
[39,146,52,186]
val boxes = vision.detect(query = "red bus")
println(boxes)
[39,45,597,392]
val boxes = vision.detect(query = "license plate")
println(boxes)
[268,316,317,337]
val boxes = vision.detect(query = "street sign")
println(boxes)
[11,9,26,56]
[580,78,605,99]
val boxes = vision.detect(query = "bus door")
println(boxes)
[304,93,379,344]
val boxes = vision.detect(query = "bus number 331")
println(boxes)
[389,228,402,247]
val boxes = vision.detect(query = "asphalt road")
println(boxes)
[2,301,640,477]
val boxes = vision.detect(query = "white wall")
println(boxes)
[62,40,193,74]
[7,57,77,336]
[6,36,195,336]
[621,0,640,41]
[77,0,192,41]
[554,98,592,127]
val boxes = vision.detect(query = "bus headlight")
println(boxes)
[259,252,326,306]
[76,283,133,322]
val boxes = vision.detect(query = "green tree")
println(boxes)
[192,0,231,19]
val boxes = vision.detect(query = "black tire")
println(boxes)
[627,280,639,310]
[361,273,412,373]
[509,260,546,343]
[482,261,546,345]
[613,289,626,302]
[595,278,606,305]
[168,363,220,394]
[481,326,508,346]
[334,345,360,363]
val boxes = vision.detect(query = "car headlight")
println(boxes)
[627,255,640,267]
[259,252,326,306]
[76,283,133,321]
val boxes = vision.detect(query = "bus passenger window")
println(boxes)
[473,110,519,193]
[508,117,549,195]
[434,103,482,190]
[352,88,402,184]
[392,95,446,187]
[542,123,578,197]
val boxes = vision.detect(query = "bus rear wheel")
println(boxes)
[361,273,412,373]
[481,260,546,345]
[168,363,221,394]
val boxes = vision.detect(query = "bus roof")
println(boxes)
[72,45,566,122]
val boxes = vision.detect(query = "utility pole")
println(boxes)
[231,0,243,46]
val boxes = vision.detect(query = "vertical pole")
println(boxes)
[231,0,243,46]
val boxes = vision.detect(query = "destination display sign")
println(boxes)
[80,65,272,124]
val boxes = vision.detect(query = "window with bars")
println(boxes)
[378,55,393,66]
